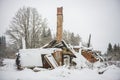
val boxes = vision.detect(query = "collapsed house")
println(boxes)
[16,7,102,70]
[16,7,76,69]
[16,40,76,69]
[73,35,103,63]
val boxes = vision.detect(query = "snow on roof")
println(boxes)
[62,40,76,55]
[19,48,62,55]
[73,46,81,48]
[82,47,93,51]
[19,48,62,67]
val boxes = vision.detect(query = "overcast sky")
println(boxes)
[0,0,120,53]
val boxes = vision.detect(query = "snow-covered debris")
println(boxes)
[93,61,107,69]
[42,40,76,57]
[33,67,48,72]
[18,48,61,68]
[72,49,90,69]
[82,46,93,51]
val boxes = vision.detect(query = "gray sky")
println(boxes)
[0,0,120,53]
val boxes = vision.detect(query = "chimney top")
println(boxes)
[57,7,63,15]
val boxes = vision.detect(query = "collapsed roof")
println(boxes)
[43,40,76,57]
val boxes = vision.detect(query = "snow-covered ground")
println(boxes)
[0,59,120,80]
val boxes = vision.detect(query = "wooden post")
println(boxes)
[56,7,63,43]
[88,34,91,47]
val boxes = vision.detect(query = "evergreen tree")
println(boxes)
[40,27,52,46]
[105,43,120,61]
[70,33,75,45]
[63,30,81,46]
[113,44,117,51]
[62,30,71,44]
[107,43,112,53]
[117,44,120,51]
[47,28,52,41]
[0,36,6,57]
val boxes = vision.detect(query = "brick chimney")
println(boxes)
[56,7,63,43]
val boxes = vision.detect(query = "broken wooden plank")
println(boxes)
[44,54,59,69]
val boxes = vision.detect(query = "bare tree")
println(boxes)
[6,7,49,49]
